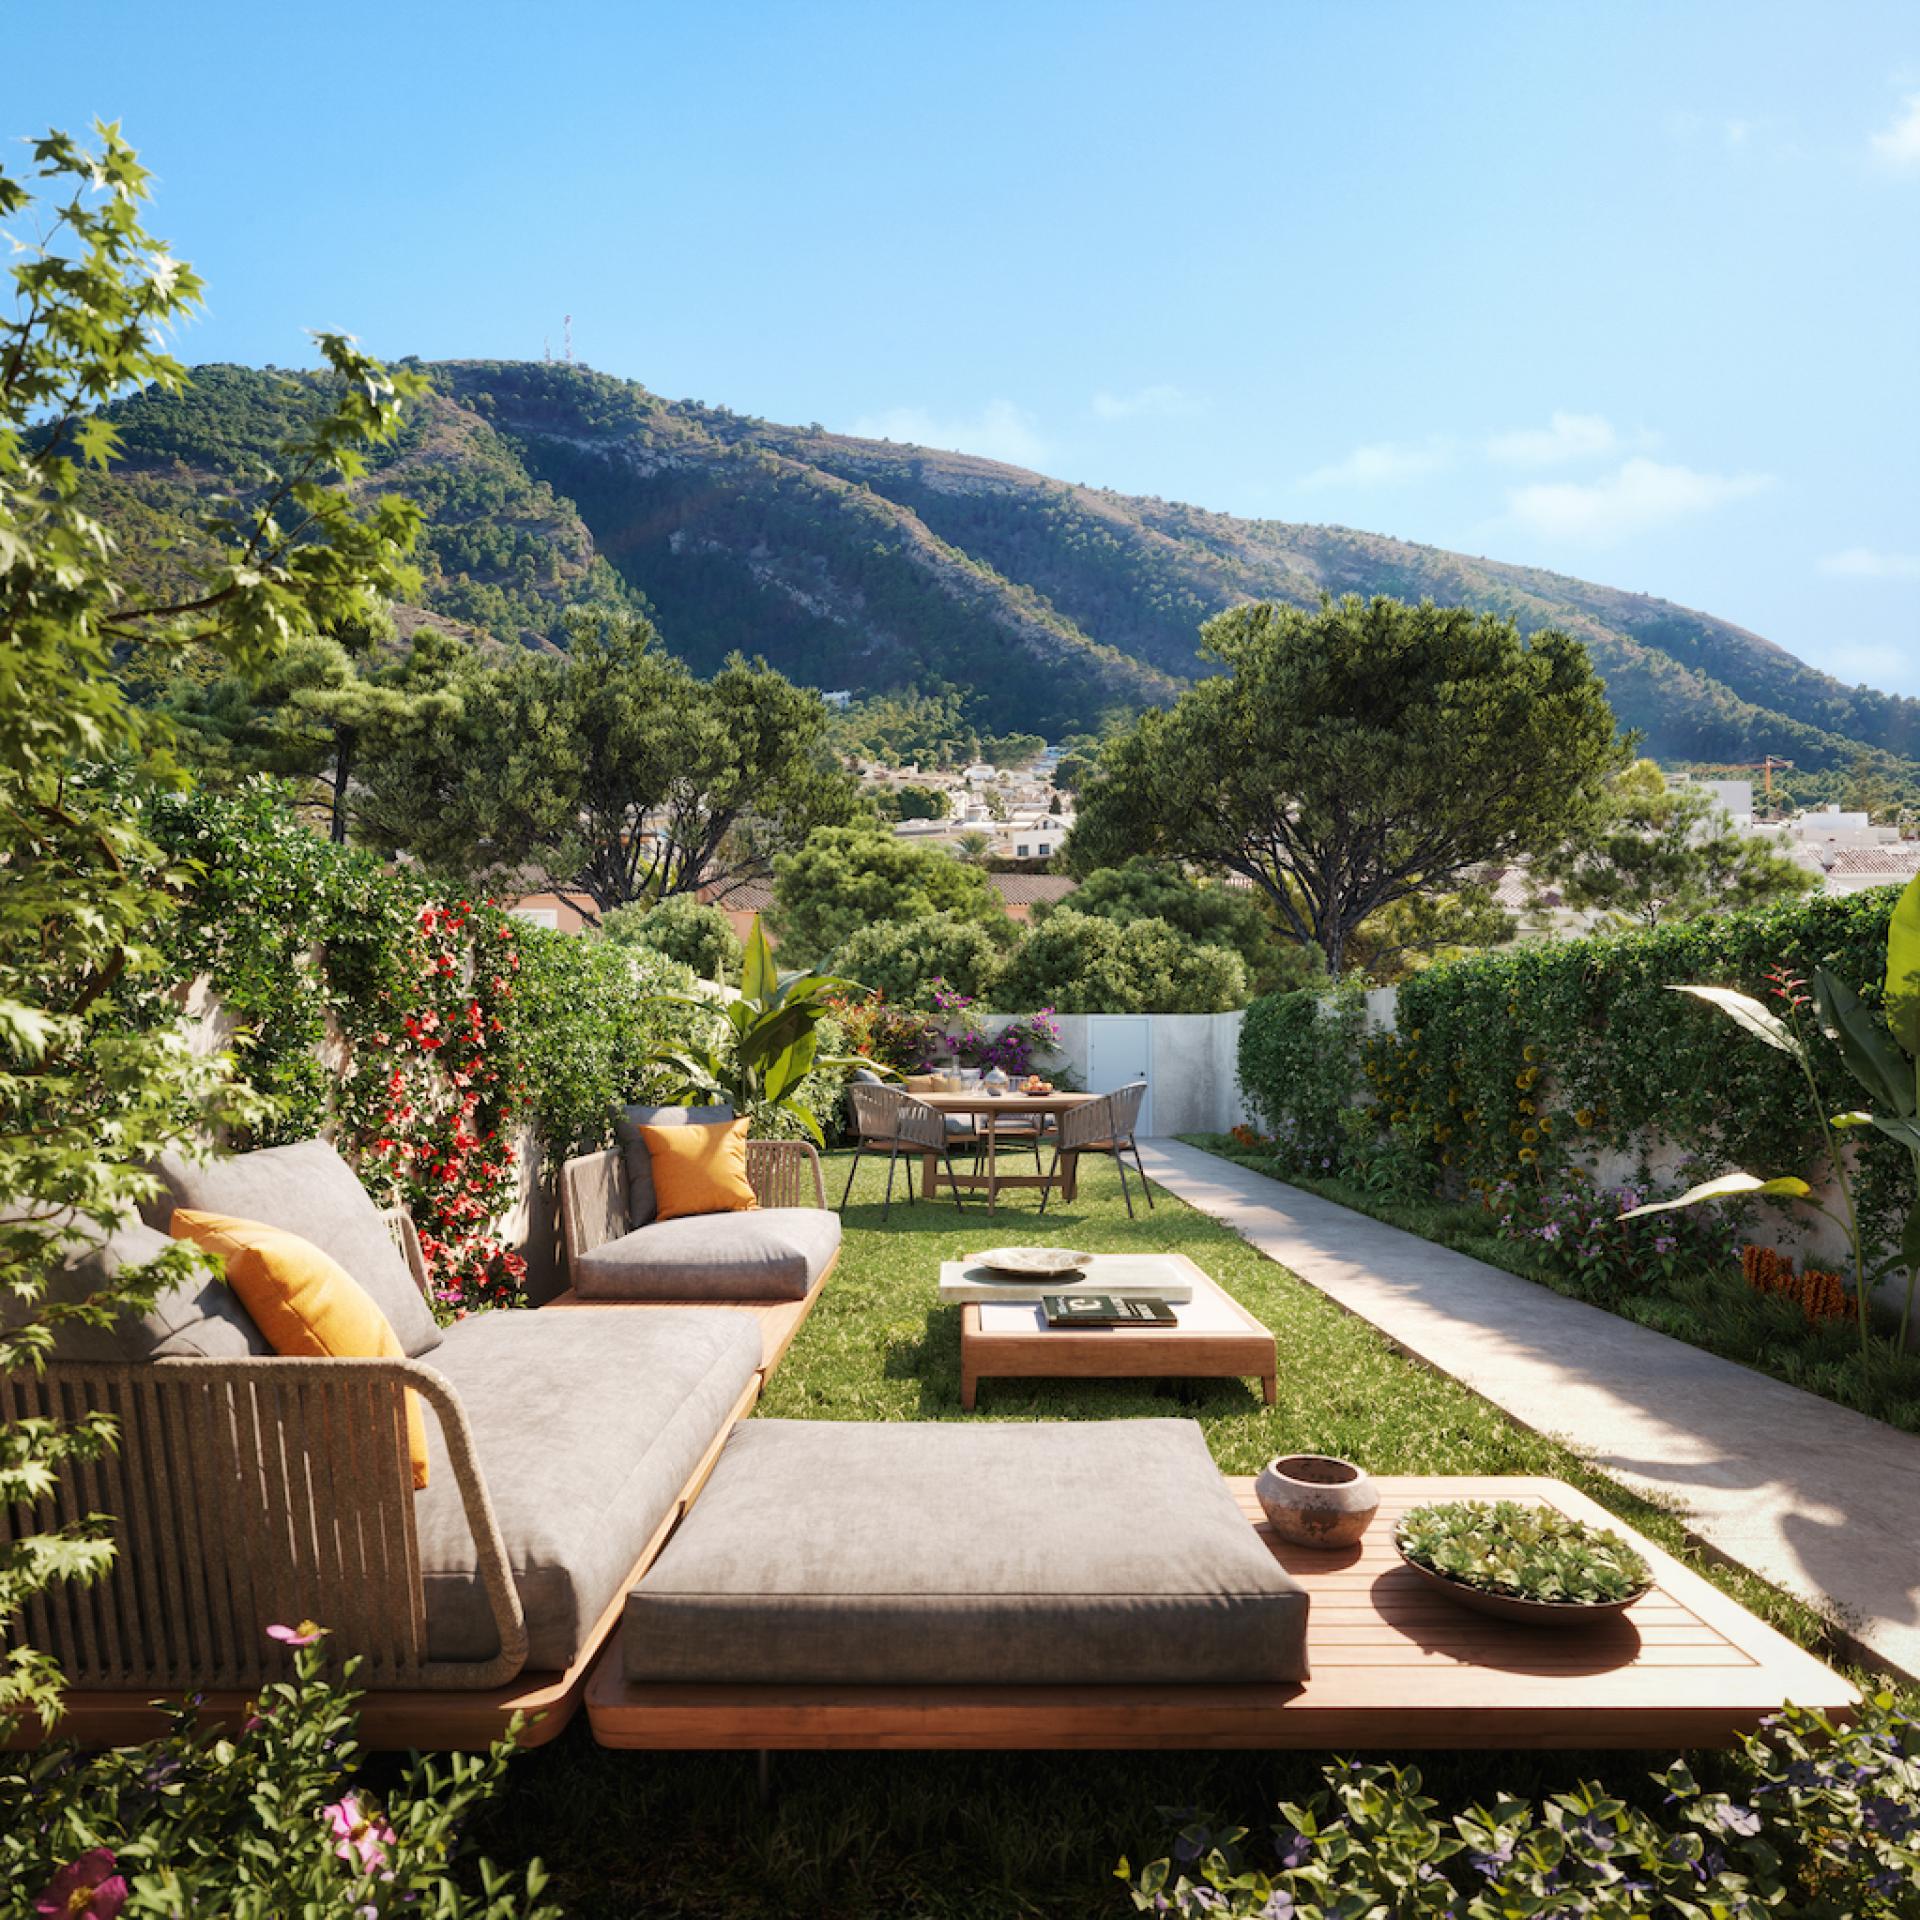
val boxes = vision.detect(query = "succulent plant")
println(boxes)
[1395,1500,1652,1606]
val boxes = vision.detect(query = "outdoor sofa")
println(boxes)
[2,1126,833,1749]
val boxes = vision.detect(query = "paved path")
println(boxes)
[1138,1137,1920,1683]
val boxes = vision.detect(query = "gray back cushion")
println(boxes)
[5,1217,270,1362]
[614,1104,735,1229]
[151,1139,442,1356]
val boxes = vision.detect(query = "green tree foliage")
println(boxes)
[359,608,859,915]
[1542,758,1819,929]
[165,612,460,843]
[1071,596,1623,975]
[1045,857,1314,996]
[828,684,980,768]
[770,825,1005,967]
[871,782,949,822]
[835,913,1011,1007]
[0,125,418,1730]
[995,909,1248,1013]
[601,893,743,983]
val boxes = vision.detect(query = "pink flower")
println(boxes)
[34,1850,127,1919]
[267,1619,326,1647]
[324,1793,396,1875]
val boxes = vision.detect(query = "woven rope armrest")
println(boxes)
[745,1138,826,1210]
[2,1354,528,1694]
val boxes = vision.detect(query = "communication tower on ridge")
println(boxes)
[564,315,574,367]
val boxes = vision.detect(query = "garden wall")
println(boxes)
[971,1009,1250,1135]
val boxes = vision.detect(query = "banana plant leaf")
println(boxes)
[1887,871,1920,1058]
[1813,968,1913,1116]
[1620,1171,1812,1219]
[1669,984,1803,1058]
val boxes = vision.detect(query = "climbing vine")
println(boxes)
[145,784,709,1313]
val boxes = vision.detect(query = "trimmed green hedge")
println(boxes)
[1238,887,1911,1257]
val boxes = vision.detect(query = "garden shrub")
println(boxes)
[996,908,1248,1013]
[1236,984,1367,1167]
[1126,1696,1920,1919]
[836,911,1011,1007]
[1,1629,555,1918]
[600,893,742,983]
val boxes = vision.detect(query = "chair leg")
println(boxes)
[905,1152,916,1204]
[943,1149,968,1210]
[838,1144,864,1213]
[883,1142,902,1222]
[1129,1137,1154,1210]
[1112,1145,1135,1219]
[1037,1146,1061,1214]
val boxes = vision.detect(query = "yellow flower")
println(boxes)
[1522,1127,1540,1144]
[1539,1117,1554,1135]
[1518,1099,1536,1115]
[1523,1044,1539,1063]
[1574,1108,1595,1128]
[1518,1147,1538,1163]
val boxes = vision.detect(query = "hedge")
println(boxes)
[1238,886,1911,1259]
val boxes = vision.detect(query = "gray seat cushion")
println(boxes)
[571,1208,839,1302]
[615,1104,735,1228]
[624,1418,1310,1684]
[5,1217,270,1362]
[416,1306,760,1671]
[151,1139,441,1357]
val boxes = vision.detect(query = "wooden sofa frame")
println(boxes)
[548,1140,837,1378]
[3,1157,825,1752]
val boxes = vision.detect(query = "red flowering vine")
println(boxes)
[339,900,528,1314]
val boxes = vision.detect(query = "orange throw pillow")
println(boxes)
[171,1209,430,1490]
[639,1117,758,1222]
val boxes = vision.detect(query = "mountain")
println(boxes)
[87,358,1920,767]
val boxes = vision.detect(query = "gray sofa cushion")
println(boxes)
[614,1104,734,1229]
[624,1417,1310,1685]
[571,1208,839,1302]
[3,1217,270,1362]
[416,1306,760,1671]
[151,1139,441,1357]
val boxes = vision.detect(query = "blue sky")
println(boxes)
[8,1,1918,694]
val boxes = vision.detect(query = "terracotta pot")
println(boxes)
[1254,1453,1379,1550]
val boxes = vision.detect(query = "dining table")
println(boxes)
[913,1088,1100,1212]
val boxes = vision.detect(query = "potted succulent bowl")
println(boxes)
[1254,1453,1379,1549]
[1393,1499,1653,1626]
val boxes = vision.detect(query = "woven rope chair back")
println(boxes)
[1056,1093,1117,1154]
[1106,1081,1148,1142]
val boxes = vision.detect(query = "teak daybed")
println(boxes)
[3,1127,837,1752]
[587,1463,1857,1754]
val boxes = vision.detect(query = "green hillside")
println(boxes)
[86,358,1920,766]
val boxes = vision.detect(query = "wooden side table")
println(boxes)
[955,1252,1277,1410]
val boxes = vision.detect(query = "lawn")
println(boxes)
[447,1147,1862,1920]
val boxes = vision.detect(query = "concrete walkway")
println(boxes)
[1138,1137,1920,1683]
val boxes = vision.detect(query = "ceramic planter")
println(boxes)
[1254,1453,1379,1549]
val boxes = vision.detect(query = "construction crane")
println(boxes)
[1731,756,1795,814]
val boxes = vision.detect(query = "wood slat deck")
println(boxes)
[585,1475,1857,1751]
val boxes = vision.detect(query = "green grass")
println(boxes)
[437,1149,1876,1920]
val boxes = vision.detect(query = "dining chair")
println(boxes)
[840,1083,970,1221]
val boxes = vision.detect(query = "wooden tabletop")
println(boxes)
[916,1090,1097,1115]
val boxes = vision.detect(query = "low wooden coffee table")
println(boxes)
[952,1252,1277,1410]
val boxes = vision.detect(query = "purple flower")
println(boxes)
[1274,1829,1311,1870]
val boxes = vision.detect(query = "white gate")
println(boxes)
[1084,1015,1154,1133]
